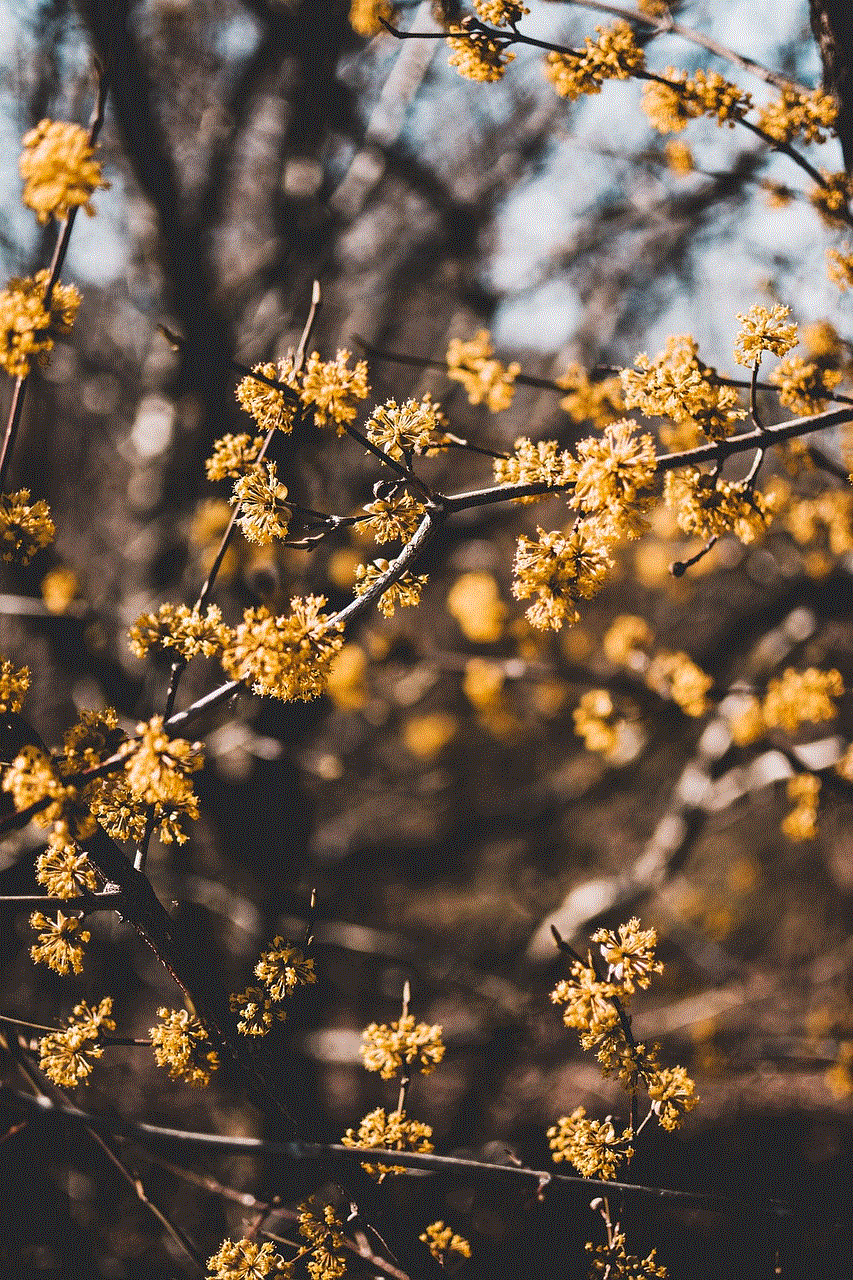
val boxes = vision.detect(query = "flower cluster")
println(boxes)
[762,666,843,731]
[205,432,265,481]
[231,461,291,544]
[128,602,229,661]
[301,349,370,431]
[446,330,520,412]
[360,1012,446,1079]
[254,937,316,1001]
[419,1221,472,1263]
[354,560,428,616]
[780,773,820,839]
[473,0,528,23]
[768,355,842,414]
[557,363,625,428]
[446,22,515,83]
[642,67,751,133]
[586,1233,667,1280]
[207,1238,291,1280]
[570,419,657,540]
[512,524,612,631]
[348,0,392,38]
[150,1007,219,1088]
[29,908,90,974]
[38,998,115,1088]
[827,245,853,291]
[810,170,852,228]
[120,714,203,826]
[361,492,425,543]
[297,1199,348,1280]
[647,1064,699,1130]
[733,303,798,368]
[573,689,620,756]
[594,918,663,992]
[492,435,575,501]
[756,88,837,146]
[620,334,744,443]
[342,1106,434,1178]
[35,834,97,898]
[547,1106,634,1179]
[664,469,774,545]
[236,359,299,433]
[3,744,94,841]
[229,986,281,1036]
[0,269,80,378]
[603,614,653,667]
[0,488,56,562]
[645,649,713,717]
[19,119,109,223]
[364,397,441,459]
[544,22,644,101]
[221,596,343,701]
[0,656,30,712]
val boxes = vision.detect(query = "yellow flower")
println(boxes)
[593,918,663,993]
[229,985,283,1036]
[756,88,837,145]
[326,644,368,711]
[150,1007,219,1088]
[647,1064,698,1130]
[664,140,694,175]
[570,419,657,540]
[231,462,290,544]
[827,245,853,291]
[402,711,458,759]
[810,170,852,228]
[492,436,575,501]
[557,364,625,427]
[544,22,644,101]
[645,649,712,717]
[550,963,619,1036]
[360,1013,445,1079]
[419,1221,472,1262]
[781,773,820,841]
[547,1106,634,1179]
[361,493,425,543]
[364,397,440,460]
[0,656,30,712]
[348,0,392,38]
[254,938,316,1001]
[19,119,109,223]
[621,333,744,440]
[734,303,798,368]
[30,909,90,974]
[473,0,528,23]
[603,615,653,666]
[121,715,203,810]
[0,270,80,377]
[573,690,620,756]
[768,355,842,414]
[41,566,79,614]
[207,1238,291,1280]
[762,667,843,731]
[205,432,265,481]
[354,560,428,616]
[235,358,299,433]
[300,349,370,431]
[38,997,115,1088]
[342,1106,434,1179]
[446,330,520,411]
[664,468,774,545]
[512,524,612,631]
[446,23,515,83]
[0,489,55,562]
[35,834,98,898]
[128,602,228,661]
[222,597,343,702]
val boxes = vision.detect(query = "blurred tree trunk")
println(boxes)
[810,0,853,170]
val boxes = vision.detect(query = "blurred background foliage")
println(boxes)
[1,1,852,1276]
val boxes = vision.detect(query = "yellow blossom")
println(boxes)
[207,1238,291,1280]
[664,139,694,175]
[150,1007,219,1088]
[128,602,228,661]
[30,909,90,974]
[664,468,774,545]
[557,364,625,427]
[603,614,652,666]
[586,1232,667,1279]
[810,170,852,228]
[419,1221,472,1262]
[254,938,316,1001]
[647,1064,698,1130]
[734,303,798,368]
[41,566,79,614]
[473,0,528,23]
[0,656,29,712]
[0,270,80,377]
[446,571,507,642]
[326,643,368,711]
[231,462,290,544]
[342,1106,434,1179]
[446,23,515,83]
[38,997,115,1088]
[550,962,619,1037]
[492,435,575,501]
[827,245,853,291]
[756,87,837,145]
[361,493,425,543]
[300,349,370,431]
[19,119,108,223]
[364,397,440,460]
[446,330,520,412]
[229,985,284,1036]
[768,355,842,414]
[348,0,392,38]
[547,1106,634,1179]
[354,560,428,616]
[402,711,458,758]
[593,918,663,993]
[620,334,744,440]
[645,649,712,717]
[121,715,203,810]
[544,21,644,101]
[0,488,55,562]
[35,834,97,898]
[781,773,820,841]
[235,358,299,433]
[512,523,612,631]
[205,432,265,481]
[360,1012,445,1079]
[3,744,94,839]
[762,667,843,731]
[573,689,620,756]
[222,596,343,701]
[570,419,657,540]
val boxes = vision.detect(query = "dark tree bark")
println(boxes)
[810,0,853,171]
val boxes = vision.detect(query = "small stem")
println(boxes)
[395,980,412,1116]
[671,537,718,577]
